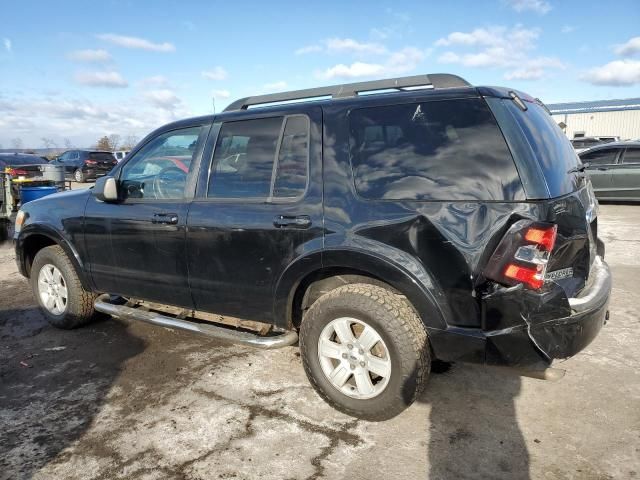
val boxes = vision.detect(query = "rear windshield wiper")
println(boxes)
[567,162,589,174]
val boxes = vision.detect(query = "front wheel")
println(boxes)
[299,283,431,421]
[30,245,100,329]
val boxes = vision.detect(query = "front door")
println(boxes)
[609,147,640,200]
[186,107,323,323]
[84,124,209,308]
[583,147,621,198]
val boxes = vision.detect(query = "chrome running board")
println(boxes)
[94,296,298,349]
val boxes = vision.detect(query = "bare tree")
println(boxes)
[108,134,121,152]
[95,136,111,151]
[11,138,23,150]
[121,135,139,151]
[63,138,74,149]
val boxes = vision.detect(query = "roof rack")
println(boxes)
[223,73,471,112]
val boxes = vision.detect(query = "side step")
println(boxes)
[94,296,298,350]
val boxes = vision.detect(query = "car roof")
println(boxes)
[579,140,640,154]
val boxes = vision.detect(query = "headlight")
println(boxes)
[14,210,25,233]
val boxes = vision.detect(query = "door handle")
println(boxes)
[273,215,312,229]
[152,213,179,225]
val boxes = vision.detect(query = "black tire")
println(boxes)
[30,245,99,329]
[74,169,85,183]
[299,283,430,421]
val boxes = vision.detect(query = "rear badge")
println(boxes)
[545,267,574,281]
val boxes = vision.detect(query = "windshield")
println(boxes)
[503,100,582,197]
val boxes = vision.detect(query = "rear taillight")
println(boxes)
[484,222,558,290]
[85,159,97,165]
[4,167,29,176]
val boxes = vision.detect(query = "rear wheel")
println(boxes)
[299,283,430,421]
[30,245,99,329]
[74,169,85,183]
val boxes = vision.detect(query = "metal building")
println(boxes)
[548,98,640,141]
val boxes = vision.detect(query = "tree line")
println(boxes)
[2,135,139,155]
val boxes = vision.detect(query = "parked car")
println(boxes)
[113,150,130,162]
[14,74,611,420]
[571,136,619,153]
[580,141,640,201]
[53,150,117,182]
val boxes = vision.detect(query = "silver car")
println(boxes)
[580,141,640,201]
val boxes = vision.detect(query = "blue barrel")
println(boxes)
[20,186,58,204]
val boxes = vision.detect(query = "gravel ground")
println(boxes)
[0,204,639,480]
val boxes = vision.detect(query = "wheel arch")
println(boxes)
[274,248,451,332]
[16,225,92,291]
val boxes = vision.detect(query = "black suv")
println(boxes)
[53,149,117,182]
[14,74,611,420]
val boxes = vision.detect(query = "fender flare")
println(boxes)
[16,223,93,291]
[273,247,451,331]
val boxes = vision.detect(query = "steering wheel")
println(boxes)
[152,166,187,199]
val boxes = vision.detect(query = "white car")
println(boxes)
[112,151,130,162]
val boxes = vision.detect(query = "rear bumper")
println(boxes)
[429,256,611,369]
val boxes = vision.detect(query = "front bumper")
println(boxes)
[429,256,611,369]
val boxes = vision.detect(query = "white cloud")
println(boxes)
[504,0,552,14]
[3,38,11,53]
[295,45,323,55]
[74,71,128,88]
[581,60,640,86]
[96,33,175,52]
[561,25,576,34]
[212,89,230,99]
[138,75,170,87]
[325,38,387,55]
[202,67,228,80]
[614,36,640,57]
[67,49,112,63]
[436,26,564,80]
[321,62,384,79]
[263,81,288,91]
[143,89,183,110]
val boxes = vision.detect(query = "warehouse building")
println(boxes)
[548,97,640,141]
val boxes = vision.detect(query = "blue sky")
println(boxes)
[1,0,639,147]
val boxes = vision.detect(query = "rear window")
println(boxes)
[88,152,116,162]
[348,98,524,201]
[503,101,581,197]
[0,155,47,166]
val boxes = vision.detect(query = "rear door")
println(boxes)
[582,147,621,198]
[610,146,640,200]
[186,106,323,323]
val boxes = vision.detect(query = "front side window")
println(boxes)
[581,148,619,166]
[208,115,309,199]
[349,99,523,201]
[120,126,203,200]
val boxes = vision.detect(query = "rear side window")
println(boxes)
[208,115,309,199]
[623,147,640,164]
[349,98,523,201]
[581,148,619,166]
[502,101,581,197]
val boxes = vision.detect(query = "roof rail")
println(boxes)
[223,73,471,112]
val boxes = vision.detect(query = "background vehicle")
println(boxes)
[113,150,130,162]
[53,150,117,182]
[14,74,611,420]
[580,141,640,200]
[571,136,620,153]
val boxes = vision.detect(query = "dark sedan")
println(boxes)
[580,141,640,201]
[53,150,117,182]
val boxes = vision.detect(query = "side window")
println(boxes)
[582,148,619,166]
[207,115,310,200]
[120,126,203,200]
[273,115,309,198]
[622,147,640,164]
[349,99,523,201]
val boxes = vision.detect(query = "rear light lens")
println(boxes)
[4,167,29,176]
[85,159,97,165]
[483,221,558,290]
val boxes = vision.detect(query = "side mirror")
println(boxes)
[93,176,118,202]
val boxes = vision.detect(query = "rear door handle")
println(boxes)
[273,215,312,229]
[152,213,179,225]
